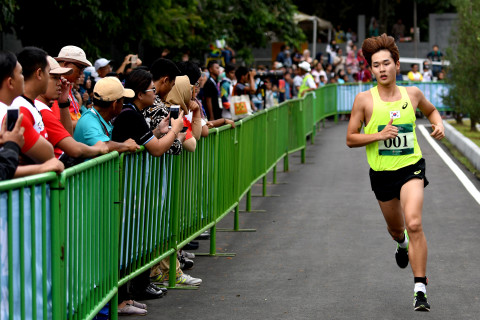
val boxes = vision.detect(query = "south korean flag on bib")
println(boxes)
[390,110,400,119]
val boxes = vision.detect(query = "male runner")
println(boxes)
[346,34,445,311]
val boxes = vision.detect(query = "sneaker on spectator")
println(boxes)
[150,272,167,284]
[179,255,194,270]
[180,250,195,259]
[196,230,210,240]
[184,241,199,250]
[161,273,202,286]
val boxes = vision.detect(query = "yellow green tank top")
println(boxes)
[364,86,422,171]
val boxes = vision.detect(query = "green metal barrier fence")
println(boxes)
[1,81,449,319]
[118,150,174,283]
[0,172,56,320]
[52,152,120,320]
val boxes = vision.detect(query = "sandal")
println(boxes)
[118,304,147,316]
[131,300,147,310]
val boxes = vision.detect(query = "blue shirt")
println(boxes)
[73,108,113,146]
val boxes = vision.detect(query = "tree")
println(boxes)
[4,0,304,66]
[444,0,480,131]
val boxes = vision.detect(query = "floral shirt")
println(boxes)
[142,95,183,155]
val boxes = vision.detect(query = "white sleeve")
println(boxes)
[306,76,316,88]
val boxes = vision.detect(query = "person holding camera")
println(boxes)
[233,66,256,96]
[112,69,184,156]
[142,58,185,155]
[0,112,24,180]
[0,50,65,179]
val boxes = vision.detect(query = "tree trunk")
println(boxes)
[454,112,463,124]
[470,117,478,132]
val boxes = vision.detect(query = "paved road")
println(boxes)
[131,120,480,320]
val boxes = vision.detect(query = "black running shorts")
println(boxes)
[369,158,429,202]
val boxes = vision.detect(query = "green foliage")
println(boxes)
[445,0,480,131]
[4,0,304,64]
[0,0,18,32]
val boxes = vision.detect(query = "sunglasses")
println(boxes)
[144,87,156,93]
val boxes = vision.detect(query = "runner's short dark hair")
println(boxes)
[16,46,48,80]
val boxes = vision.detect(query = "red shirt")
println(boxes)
[0,101,40,153]
[35,100,71,158]
[183,117,193,141]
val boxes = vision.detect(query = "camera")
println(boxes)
[254,70,285,80]
[169,105,179,128]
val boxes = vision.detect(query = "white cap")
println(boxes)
[84,66,98,78]
[298,61,311,72]
[94,58,111,71]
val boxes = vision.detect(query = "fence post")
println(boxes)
[168,157,181,288]
[50,176,65,320]
[110,155,120,320]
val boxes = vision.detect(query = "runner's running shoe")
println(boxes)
[413,291,430,311]
[395,229,409,268]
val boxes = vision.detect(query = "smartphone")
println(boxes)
[131,55,138,69]
[6,108,18,131]
[169,105,179,128]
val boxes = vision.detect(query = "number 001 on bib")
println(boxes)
[377,124,414,156]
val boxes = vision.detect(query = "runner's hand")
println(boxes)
[430,123,445,140]
[379,118,398,140]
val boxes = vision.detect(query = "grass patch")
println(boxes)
[447,119,480,148]
[440,138,480,180]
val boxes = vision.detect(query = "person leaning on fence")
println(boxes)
[35,56,108,166]
[203,60,223,120]
[177,62,234,134]
[111,68,186,312]
[142,58,185,154]
[0,111,24,181]
[0,50,64,178]
[112,68,184,155]
[165,75,202,152]
[53,45,92,128]
[73,77,139,153]
[298,61,316,97]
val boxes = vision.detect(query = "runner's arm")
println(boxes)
[346,93,397,147]
[414,87,445,140]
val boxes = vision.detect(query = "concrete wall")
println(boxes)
[444,121,480,172]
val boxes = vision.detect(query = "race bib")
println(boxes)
[378,124,414,156]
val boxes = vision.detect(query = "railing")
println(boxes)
[336,81,451,113]
[0,81,449,319]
